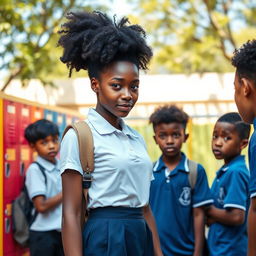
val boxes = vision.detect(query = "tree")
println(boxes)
[0,0,108,91]
[130,0,256,74]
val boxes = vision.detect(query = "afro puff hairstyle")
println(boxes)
[231,39,256,85]
[58,11,153,78]
[217,112,251,140]
[149,105,189,131]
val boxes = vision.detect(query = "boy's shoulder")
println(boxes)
[227,155,249,174]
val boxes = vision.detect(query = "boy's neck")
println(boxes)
[223,153,241,165]
[38,155,56,165]
[162,152,182,171]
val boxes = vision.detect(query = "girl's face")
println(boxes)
[92,61,139,128]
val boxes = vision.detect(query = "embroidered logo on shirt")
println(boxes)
[217,187,225,205]
[179,187,191,206]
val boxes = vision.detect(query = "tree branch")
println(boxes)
[203,0,231,61]
[1,65,24,92]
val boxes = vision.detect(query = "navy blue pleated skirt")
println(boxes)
[82,207,154,256]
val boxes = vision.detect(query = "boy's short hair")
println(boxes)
[149,105,189,131]
[217,112,251,140]
[231,39,256,85]
[24,119,59,144]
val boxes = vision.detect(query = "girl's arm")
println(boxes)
[247,198,256,256]
[207,205,245,225]
[193,207,205,256]
[61,170,83,256]
[143,205,163,256]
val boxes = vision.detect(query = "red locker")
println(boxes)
[3,100,20,254]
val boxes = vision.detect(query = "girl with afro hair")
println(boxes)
[58,11,162,256]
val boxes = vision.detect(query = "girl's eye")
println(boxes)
[173,133,181,138]
[212,135,217,139]
[111,83,121,89]
[131,85,139,91]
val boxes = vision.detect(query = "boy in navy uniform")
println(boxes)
[207,112,250,256]
[231,39,256,256]
[149,105,213,256]
[24,119,63,256]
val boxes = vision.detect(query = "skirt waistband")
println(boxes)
[89,206,143,219]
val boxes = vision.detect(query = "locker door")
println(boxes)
[3,100,20,254]
[18,104,31,189]
[56,112,66,139]
[30,106,44,161]
[31,106,43,122]
[44,109,55,122]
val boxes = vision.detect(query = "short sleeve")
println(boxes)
[59,129,83,175]
[224,170,249,211]
[192,164,213,208]
[25,163,46,200]
[249,135,256,198]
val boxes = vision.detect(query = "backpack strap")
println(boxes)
[27,162,47,226]
[62,121,94,226]
[187,159,198,190]
[32,162,47,185]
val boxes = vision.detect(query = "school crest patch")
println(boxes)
[179,187,191,206]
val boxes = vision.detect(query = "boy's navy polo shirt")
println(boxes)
[249,118,256,198]
[149,153,213,256]
[208,155,250,256]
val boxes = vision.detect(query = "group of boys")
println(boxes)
[23,39,256,256]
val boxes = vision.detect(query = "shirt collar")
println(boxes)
[88,108,138,138]
[153,153,189,173]
[36,155,59,172]
[217,155,245,174]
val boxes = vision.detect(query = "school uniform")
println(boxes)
[149,153,213,256]
[249,118,256,198]
[60,108,154,256]
[207,155,250,256]
[25,156,63,256]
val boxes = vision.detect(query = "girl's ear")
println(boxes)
[91,77,99,93]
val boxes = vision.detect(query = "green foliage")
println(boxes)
[130,0,256,74]
[0,0,108,90]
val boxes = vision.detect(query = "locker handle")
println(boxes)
[5,218,10,233]
[20,162,25,176]
[5,162,10,178]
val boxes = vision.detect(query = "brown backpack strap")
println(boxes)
[62,121,94,227]
[62,121,94,173]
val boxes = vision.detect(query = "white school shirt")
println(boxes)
[60,108,153,209]
[25,156,62,231]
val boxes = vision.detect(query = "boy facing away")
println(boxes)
[24,119,63,256]
[149,105,213,256]
[231,39,256,256]
[206,112,250,256]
